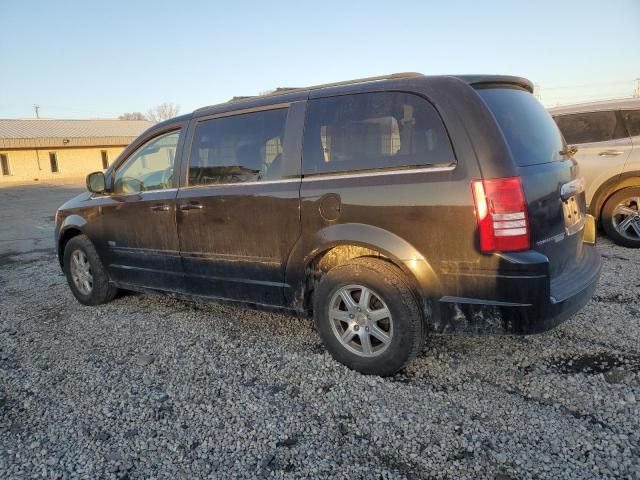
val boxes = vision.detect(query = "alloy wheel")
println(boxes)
[70,249,93,295]
[612,196,640,241]
[329,284,393,357]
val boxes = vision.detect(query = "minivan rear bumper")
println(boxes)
[435,243,601,334]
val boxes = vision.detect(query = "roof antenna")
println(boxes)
[33,104,40,119]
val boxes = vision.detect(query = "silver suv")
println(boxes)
[550,98,640,247]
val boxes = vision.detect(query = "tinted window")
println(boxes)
[114,131,180,193]
[302,92,454,175]
[554,111,627,144]
[189,108,288,186]
[478,88,564,166]
[621,110,640,137]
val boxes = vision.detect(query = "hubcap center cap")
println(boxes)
[355,313,368,326]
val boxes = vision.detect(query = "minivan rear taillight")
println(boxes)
[471,177,530,252]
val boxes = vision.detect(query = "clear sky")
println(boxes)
[1,0,639,119]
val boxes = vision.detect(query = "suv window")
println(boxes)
[302,92,454,175]
[114,131,180,193]
[189,108,288,186]
[621,110,640,137]
[554,111,627,145]
[478,87,565,166]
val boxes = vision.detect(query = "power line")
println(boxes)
[536,78,637,106]
[541,80,632,90]
[542,92,633,100]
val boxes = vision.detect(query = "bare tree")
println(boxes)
[118,112,148,121]
[146,103,180,123]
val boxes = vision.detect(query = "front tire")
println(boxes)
[313,257,426,376]
[63,235,118,305]
[601,187,640,248]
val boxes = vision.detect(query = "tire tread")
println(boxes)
[601,187,640,248]
[313,256,427,376]
[63,234,117,305]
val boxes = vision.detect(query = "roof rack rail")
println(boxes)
[294,71,423,94]
[196,72,423,112]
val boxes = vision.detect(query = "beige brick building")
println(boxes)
[0,119,153,183]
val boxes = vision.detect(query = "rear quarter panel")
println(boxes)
[289,77,515,304]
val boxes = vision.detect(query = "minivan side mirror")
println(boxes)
[86,171,106,193]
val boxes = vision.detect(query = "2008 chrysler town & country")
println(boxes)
[55,73,601,375]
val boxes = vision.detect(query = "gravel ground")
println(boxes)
[0,236,639,479]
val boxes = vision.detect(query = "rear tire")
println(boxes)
[313,257,426,376]
[601,187,640,248]
[63,235,118,305]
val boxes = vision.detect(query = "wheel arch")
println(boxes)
[285,223,441,314]
[56,214,87,268]
[590,171,640,222]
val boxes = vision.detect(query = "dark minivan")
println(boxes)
[55,73,601,375]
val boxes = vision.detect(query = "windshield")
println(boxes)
[477,87,565,167]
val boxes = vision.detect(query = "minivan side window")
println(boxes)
[302,92,454,175]
[554,111,627,145]
[188,108,288,186]
[621,110,640,137]
[113,130,180,194]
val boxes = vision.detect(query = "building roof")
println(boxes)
[0,119,153,149]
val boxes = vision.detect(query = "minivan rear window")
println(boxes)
[302,92,455,175]
[477,87,565,167]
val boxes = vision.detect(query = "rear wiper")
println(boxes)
[559,146,578,157]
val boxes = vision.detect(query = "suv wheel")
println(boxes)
[63,234,118,305]
[313,257,426,376]
[601,187,640,248]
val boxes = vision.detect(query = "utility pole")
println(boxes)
[31,104,42,170]
[634,79,640,98]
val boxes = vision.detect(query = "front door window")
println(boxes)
[114,131,180,193]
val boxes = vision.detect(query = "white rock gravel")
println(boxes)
[0,237,639,479]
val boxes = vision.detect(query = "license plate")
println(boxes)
[562,195,586,236]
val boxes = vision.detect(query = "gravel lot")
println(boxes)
[1,186,639,479]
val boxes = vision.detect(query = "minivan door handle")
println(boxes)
[179,202,204,211]
[150,204,171,212]
[598,150,624,156]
